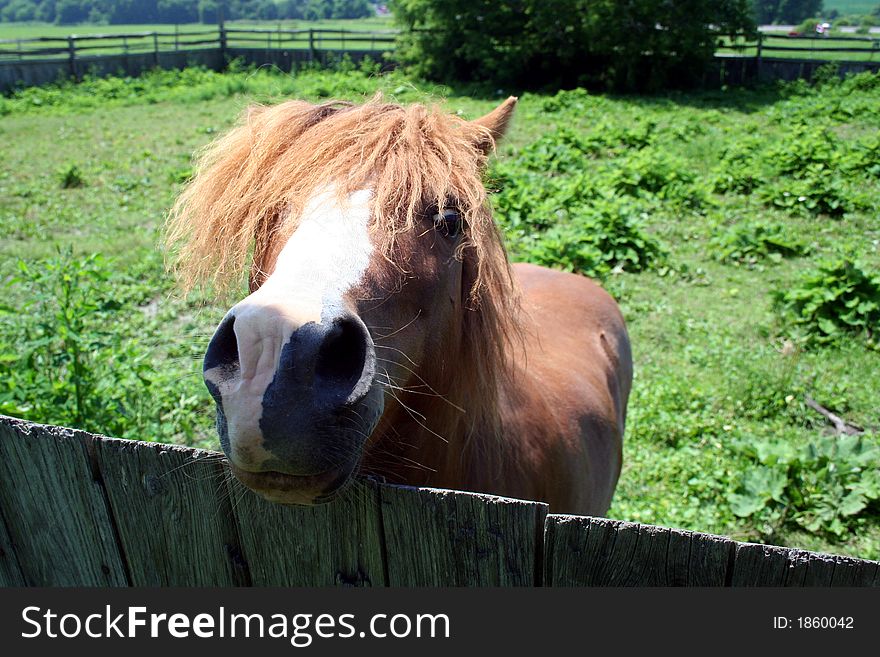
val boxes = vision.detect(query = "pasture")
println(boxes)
[0,64,878,560]
[0,17,395,40]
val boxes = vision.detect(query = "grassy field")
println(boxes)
[1,65,879,560]
[0,17,394,40]
[825,0,879,15]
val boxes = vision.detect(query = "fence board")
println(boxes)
[94,438,249,586]
[731,543,879,587]
[380,485,547,586]
[231,478,386,586]
[1,416,878,587]
[543,515,734,586]
[0,415,128,586]
[0,507,25,586]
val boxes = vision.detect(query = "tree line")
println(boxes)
[0,0,375,24]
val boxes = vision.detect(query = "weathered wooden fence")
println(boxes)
[0,415,877,587]
[0,25,396,93]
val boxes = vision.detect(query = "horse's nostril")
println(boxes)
[315,317,369,391]
[204,314,239,373]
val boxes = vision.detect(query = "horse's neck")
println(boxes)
[365,385,503,490]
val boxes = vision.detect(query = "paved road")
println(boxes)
[759,24,880,34]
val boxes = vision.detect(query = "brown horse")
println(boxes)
[167,95,632,516]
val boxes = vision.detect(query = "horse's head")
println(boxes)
[167,95,518,504]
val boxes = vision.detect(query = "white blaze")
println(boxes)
[204,187,374,469]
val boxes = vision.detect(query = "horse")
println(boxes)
[166,95,633,516]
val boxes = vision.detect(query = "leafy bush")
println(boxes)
[58,164,86,189]
[712,221,810,264]
[764,126,841,178]
[609,149,704,207]
[759,172,852,217]
[491,128,669,277]
[711,137,765,194]
[511,197,666,277]
[0,248,203,443]
[775,259,880,347]
[729,433,880,540]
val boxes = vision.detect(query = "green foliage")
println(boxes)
[0,248,205,443]
[57,163,85,188]
[1,249,143,431]
[1,63,412,115]
[712,221,810,264]
[392,0,756,90]
[775,259,880,347]
[730,433,880,540]
[511,197,666,278]
[759,172,853,217]
[491,126,671,278]
[712,137,765,194]
[753,0,823,24]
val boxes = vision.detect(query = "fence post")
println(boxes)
[16,38,22,61]
[174,24,179,52]
[67,35,76,81]
[756,32,763,80]
[153,32,159,66]
[309,28,315,62]
[219,19,227,63]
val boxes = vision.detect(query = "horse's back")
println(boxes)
[508,262,633,515]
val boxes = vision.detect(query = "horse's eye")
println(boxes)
[433,208,462,238]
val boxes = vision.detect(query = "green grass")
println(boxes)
[1,65,879,560]
[824,1,879,16]
[0,17,394,40]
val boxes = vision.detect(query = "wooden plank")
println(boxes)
[666,527,735,586]
[380,485,547,586]
[830,556,880,587]
[0,506,25,586]
[0,415,128,586]
[543,515,734,586]
[231,477,385,586]
[94,438,249,586]
[731,542,880,587]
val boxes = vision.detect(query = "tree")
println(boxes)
[393,0,756,91]
[752,0,822,24]
[54,0,90,24]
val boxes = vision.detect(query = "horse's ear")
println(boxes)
[471,96,518,154]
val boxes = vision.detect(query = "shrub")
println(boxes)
[58,164,86,189]
[759,172,852,217]
[712,221,810,264]
[512,197,666,277]
[711,136,766,194]
[729,433,880,540]
[774,259,880,347]
[0,249,202,443]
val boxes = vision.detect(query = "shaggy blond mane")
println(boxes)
[166,95,525,474]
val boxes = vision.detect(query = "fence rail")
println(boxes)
[718,32,880,61]
[0,415,877,587]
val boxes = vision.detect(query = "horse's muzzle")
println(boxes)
[203,310,383,504]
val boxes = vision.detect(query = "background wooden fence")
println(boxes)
[0,415,877,587]
[0,25,396,92]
